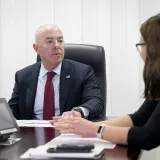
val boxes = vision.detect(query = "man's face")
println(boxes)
[34,26,64,69]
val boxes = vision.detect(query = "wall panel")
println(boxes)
[55,0,82,43]
[0,0,28,99]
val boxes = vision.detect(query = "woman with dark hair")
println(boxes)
[51,13,160,151]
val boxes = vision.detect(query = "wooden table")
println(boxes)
[0,127,141,160]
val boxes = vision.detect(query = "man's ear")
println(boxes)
[33,43,39,53]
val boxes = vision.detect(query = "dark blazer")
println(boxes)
[8,59,104,120]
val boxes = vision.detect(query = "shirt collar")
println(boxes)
[40,62,62,78]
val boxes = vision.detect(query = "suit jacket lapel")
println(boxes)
[26,62,41,118]
[60,60,74,113]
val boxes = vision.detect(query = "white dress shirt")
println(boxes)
[34,62,89,120]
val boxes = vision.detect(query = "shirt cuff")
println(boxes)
[79,107,90,118]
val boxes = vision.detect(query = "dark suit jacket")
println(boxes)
[8,59,104,120]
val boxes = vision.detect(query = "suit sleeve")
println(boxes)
[128,100,160,150]
[8,72,20,119]
[80,66,104,119]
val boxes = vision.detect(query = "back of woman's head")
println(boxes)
[141,13,160,99]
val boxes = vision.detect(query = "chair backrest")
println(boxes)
[37,43,106,113]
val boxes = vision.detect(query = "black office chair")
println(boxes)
[37,44,106,114]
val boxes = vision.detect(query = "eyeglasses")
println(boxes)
[136,43,146,52]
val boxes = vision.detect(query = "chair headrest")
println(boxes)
[64,44,105,73]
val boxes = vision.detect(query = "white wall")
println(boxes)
[0,0,159,117]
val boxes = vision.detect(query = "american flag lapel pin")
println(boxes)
[66,75,70,79]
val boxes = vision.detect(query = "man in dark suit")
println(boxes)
[8,24,103,120]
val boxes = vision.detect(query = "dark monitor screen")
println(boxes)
[0,98,19,136]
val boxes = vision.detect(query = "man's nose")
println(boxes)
[53,40,59,48]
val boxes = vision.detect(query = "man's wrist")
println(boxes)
[72,107,85,118]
